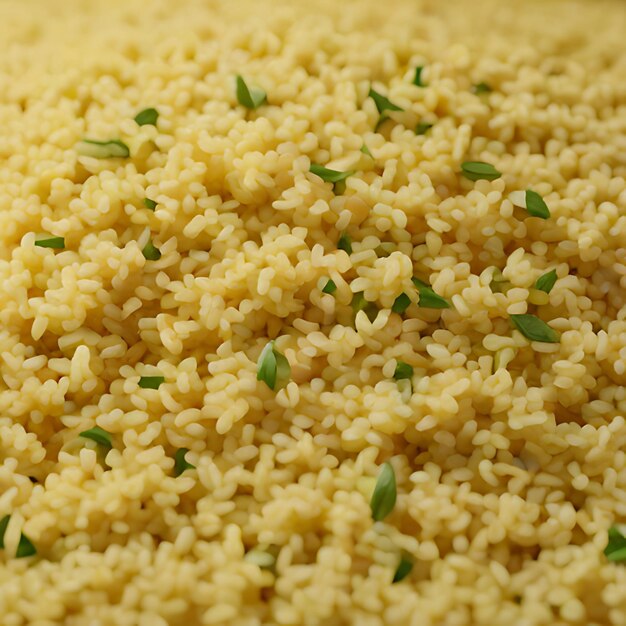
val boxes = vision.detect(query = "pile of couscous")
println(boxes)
[0,0,625,624]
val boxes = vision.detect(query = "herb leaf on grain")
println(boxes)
[143,198,157,210]
[461,161,502,182]
[412,278,451,309]
[393,361,414,381]
[605,526,626,563]
[310,164,354,186]
[525,190,551,219]
[392,292,411,314]
[34,236,65,249]
[16,534,36,558]
[338,232,353,254]
[134,107,159,126]
[236,75,267,109]
[79,426,113,449]
[392,555,413,582]
[472,82,492,95]
[322,279,337,294]
[415,122,433,135]
[370,462,397,522]
[138,376,165,389]
[0,515,9,548]
[142,239,161,260]
[351,293,378,322]
[368,87,404,114]
[77,139,130,159]
[174,448,195,476]
[535,269,558,294]
[257,340,290,390]
[360,144,373,158]
[510,314,560,343]
[412,66,425,87]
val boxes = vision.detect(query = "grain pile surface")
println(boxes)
[0,0,626,624]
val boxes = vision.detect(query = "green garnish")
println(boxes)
[472,82,492,95]
[392,555,413,582]
[368,88,403,114]
[34,236,65,249]
[174,448,195,476]
[393,361,414,381]
[412,278,451,309]
[415,122,433,135]
[351,293,378,322]
[310,164,354,186]
[370,462,397,522]
[236,75,267,109]
[79,426,113,449]
[134,108,159,126]
[77,139,130,159]
[391,293,411,314]
[535,269,557,294]
[525,190,550,219]
[0,515,8,548]
[360,144,373,158]
[510,314,560,343]
[142,239,161,261]
[257,340,290,390]
[143,198,157,210]
[16,534,36,558]
[322,279,337,294]
[138,376,165,389]
[412,66,425,87]
[461,161,502,182]
[604,525,626,562]
[338,232,353,254]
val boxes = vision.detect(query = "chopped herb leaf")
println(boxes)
[0,515,9,549]
[138,375,165,389]
[370,462,397,522]
[351,292,378,322]
[413,66,425,87]
[35,236,65,249]
[392,555,413,583]
[143,198,157,210]
[368,88,403,114]
[412,278,451,309]
[174,448,195,476]
[134,107,159,126]
[338,232,353,254]
[360,144,373,158]
[310,164,354,185]
[322,279,337,294]
[415,122,433,135]
[510,314,560,343]
[525,190,550,219]
[535,269,557,294]
[77,139,130,159]
[257,340,290,390]
[79,426,113,449]
[142,239,161,261]
[472,82,492,95]
[461,161,502,182]
[605,525,626,562]
[16,534,36,558]
[394,361,414,381]
[236,75,267,109]
[392,293,411,314]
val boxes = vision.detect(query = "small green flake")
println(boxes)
[322,279,337,294]
[142,239,161,261]
[143,198,157,210]
[35,236,65,249]
[134,108,159,126]
[174,448,196,477]
[138,376,165,389]
[79,426,113,449]
[461,161,502,182]
[236,75,267,109]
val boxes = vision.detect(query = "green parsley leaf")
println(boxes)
[174,448,195,476]
[351,292,378,322]
[605,525,626,562]
[510,314,560,343]
[392,293,411,314]
[77,139,130,159]
[472,82,492,95]
[370,462,397,522]
[143,198,157,210]
[525,190,550,219]
[138,376,165,389]
[16,533,36,558]
[310,164,354,185]
[134,108,159,126]
[392,555,413,583]
[142,239,161,261]
[322,279,337,294]
[34,236,65,249]
[535,269,558,294]
[236,75,267,109]
[338,232,352,254]
[461,161,502,182]
[79,426,113,449]
[368,87,404,114]
[394,361,414,380]
[0,515,9,549]
[360,144,373,158]
[413,66,425,87]
[412,278,451,309]
[257,340,290,390]
[415,122,433,135]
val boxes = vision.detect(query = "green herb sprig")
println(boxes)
[392,555,413,582]
[142,239,161,261]
[412,278,450,309]
[461,161,501,182]
[605,525,626,562]
[535,269,557,294]
[257,340,291,390]
[174,448,196,476]
[35,236,65,249]
[79,426,113,449]
[236,75,267,109]
[510,314,560,343]
[370,462,397,522]
[134,108,159,126]
[77,139,130,159]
